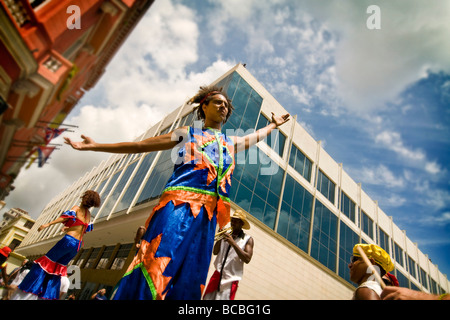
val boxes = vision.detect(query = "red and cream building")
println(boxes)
[0,0,154,199]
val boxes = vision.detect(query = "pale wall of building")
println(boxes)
[206,210,354,300]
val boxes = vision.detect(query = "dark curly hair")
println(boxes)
[188,85,234,124]
[81,190,101,208]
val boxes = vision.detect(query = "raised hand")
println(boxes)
[271,112,290,127]
[64,135,96,151]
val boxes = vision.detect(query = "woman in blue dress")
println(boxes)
[64,85,289,299]
[15,190,100,300]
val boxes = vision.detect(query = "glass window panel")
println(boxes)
[253,180,269,202]
[216,75,231,94]
[277,202,290,237]
[294,153,305,177]
[303,192,313,221]
[340,192,356,223]
[135,149,173,205]
[256,152,272,186]
[293,183,305,212]
[289,145,296,167]
[256,113,267,131]
[268,165,284,195]
[310,238,319,258]
[311,201,338,272]
[378,227,389,253]
[229,178,239,202]
[408,256,417,279]
[84,247,101,269]
[240,164,258,192]
[396,271,410,288]
[227,72,241,99]
[361,211,374,239]
[89,179,107,217]
[96,245,116,269]
[243,155,260,179]
[338,221,360,284]
[411,282,420,291]
[303,159,312,182]
[277,132,286,157]
[329,182,335,204]
[102,161,138,217]
[115,153,157,212]
[110,243,133,271]
[277,174,312,253]
[93,171,121,219]
[227,86,248,128]
[394,242,404,267]
[420,268,429,290]
[235,184,252,212]
[287,209,300,245]
[263,204,277,229]
[430,277,438,294]
[232,158,244,181]
[317,170,335,204]
[250,88,263,106]
[282,174,295,205]
[266,190,279,210]
[250,194,265,222]
[239,89,262,131]
[74,249,89,267]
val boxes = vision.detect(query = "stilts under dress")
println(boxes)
[113,126,235,300]
[17,210,92,300]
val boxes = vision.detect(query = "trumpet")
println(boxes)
[214,226,232,241]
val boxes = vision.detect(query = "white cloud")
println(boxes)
[425,161,442,175]
[375,130,425,162]
[373,130,443,176]
[289,85,312,106]
[351,164,404,189]
[419,212,450,226]
[383,194,407,208]
[423,189,450,212]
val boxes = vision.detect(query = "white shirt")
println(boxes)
[214,232,251,286]
[353,280,383,299]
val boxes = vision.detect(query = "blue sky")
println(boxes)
[4,0,450,278]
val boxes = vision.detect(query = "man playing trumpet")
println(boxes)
[203,210,254,300]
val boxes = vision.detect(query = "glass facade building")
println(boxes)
[17,64,449,299]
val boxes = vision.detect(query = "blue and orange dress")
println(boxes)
[113,126,235,300]
[18,210,93,300]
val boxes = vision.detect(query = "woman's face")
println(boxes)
[202,94,229,124]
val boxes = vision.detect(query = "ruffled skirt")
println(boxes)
[17,234,80,300]
[113,200,217,300]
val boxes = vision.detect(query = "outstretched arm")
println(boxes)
[64,126,188,154]
[38,216,68,232]
[232,113,290,152]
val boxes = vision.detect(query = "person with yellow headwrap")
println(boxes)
[348,243,394,300]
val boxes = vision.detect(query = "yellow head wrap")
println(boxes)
[353,243,394,273]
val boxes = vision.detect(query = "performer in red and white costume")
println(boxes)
[13,190,100,300]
